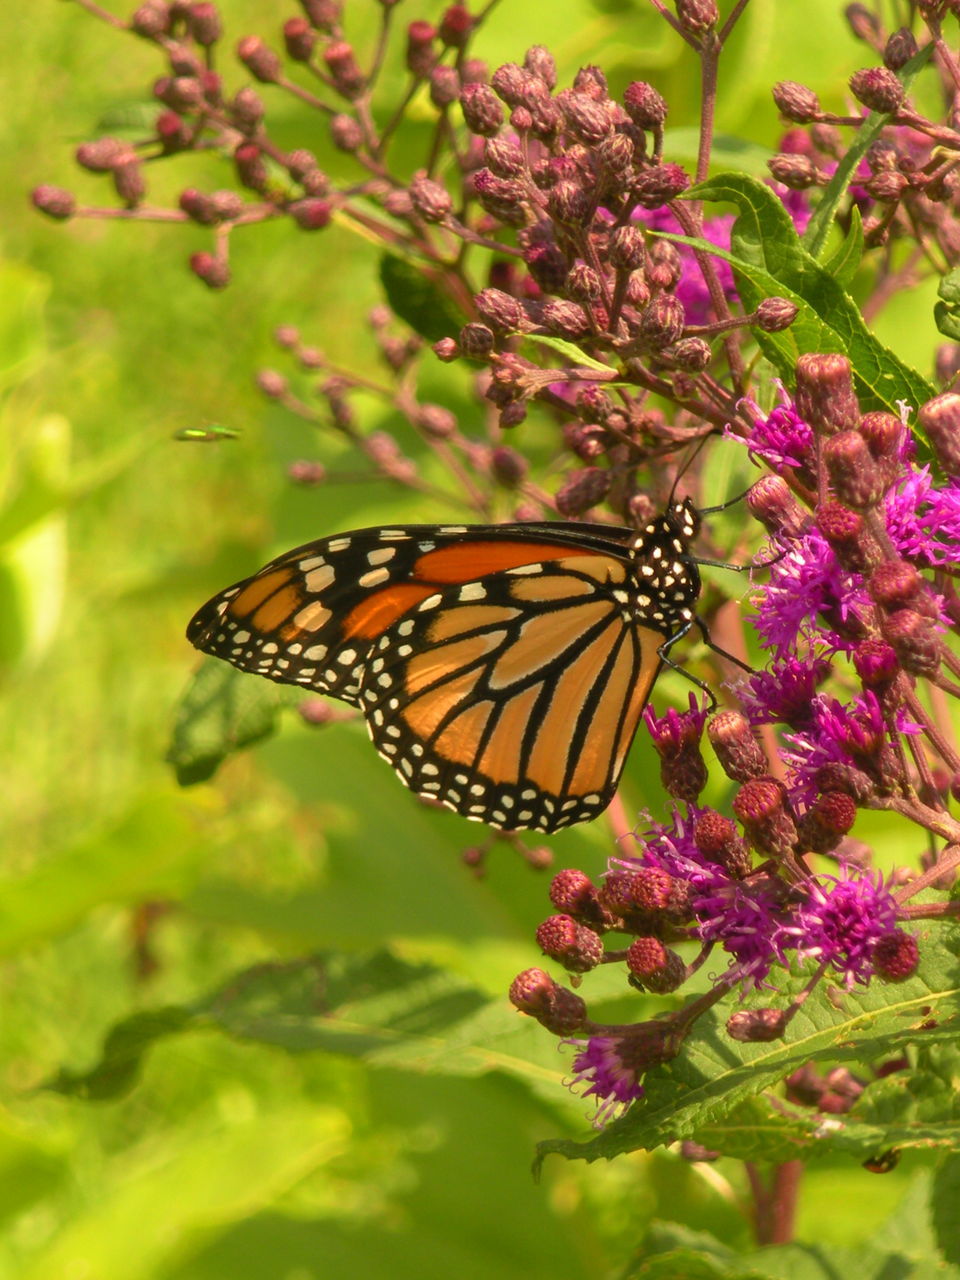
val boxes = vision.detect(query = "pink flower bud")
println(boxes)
[236,34,282,83]
[189,251,230,289]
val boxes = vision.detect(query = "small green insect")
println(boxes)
[173,424,242,443]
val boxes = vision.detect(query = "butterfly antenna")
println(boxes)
[666,428,714,506]
[698,484,755,516]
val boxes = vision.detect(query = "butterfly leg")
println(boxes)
[655,615,760,712]
[655,620,719,712]
[692,615,757,676]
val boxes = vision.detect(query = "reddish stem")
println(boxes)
[747,1160,803,1245]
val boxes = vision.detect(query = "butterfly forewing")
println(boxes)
[187,523,635,703]
[187,509,701,832]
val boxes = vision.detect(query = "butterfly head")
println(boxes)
[667,496,701,543]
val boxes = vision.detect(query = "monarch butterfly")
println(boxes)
[187,501,705,834]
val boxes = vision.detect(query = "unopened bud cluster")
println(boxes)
[770,14,960,258]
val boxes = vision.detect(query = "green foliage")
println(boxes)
[5,2,957,1278]
[666,174,935,416]
[169,660,304,785]
[379,252,467,343]
[932,1153,960,1265]
[822,206,864,291]
[44,951,562,1102]
[536,927,960,1166]
[801,43,933,258]
[934,266,960,342]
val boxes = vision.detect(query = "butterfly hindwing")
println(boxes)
[356,552,665,833]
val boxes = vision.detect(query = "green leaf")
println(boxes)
[822,205,864,290]
[669,173,934,416]
[520,332,618,373]
[625,1248,755,1279]
[737,1242,959,1280]
[47,1008,193,1100]
[168,659,303,785]
[625,1225,749,1280]
[379,252,466,343]
[190,722,613,953]
[0,792,203,958]
[42,952,566,1106]
[934,301,960,343]
[20,1105,349,1280]
[95,99,164,137]
[0,259,48,391]
[0,418,148,552]
[803,43,934,258]
[935,269,960,341]
[855,1043,960,1134]
[938,267,960,306]
[932,1153,960,1265]
[536,926,960,1166]
[693,1050,960,1165]
[0,1119,67,1227]
[663,128,773,177]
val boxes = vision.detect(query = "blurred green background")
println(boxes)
[1,3,947,1278]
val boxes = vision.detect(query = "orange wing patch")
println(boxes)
[524,621,621,794]
[343,583,438,640]
[414,540,605,582]
[487,599,611,689]
[401,667,483,739]
[404,631,507,696]
[476,682,545,784]
[228,568,295,618]
[428,604,520,643]
[250,584,304,632]
[612,626,663,775]
[567,633,638,794]
[433,699,496,764]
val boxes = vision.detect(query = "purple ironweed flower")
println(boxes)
[752,527,871,654]
[617,809,788,989]
[814,689,905,759]
[616,806,714,887]
[693,874,791,989]
[737,655,832,727]
[782,691,921,800]
[785,869,899,988]
[643,694,710,801]
[727,383,813,474]
[884,467,960,568]
[643,691,709,747]
[632,207,736,326]
[565,1034,645,1125]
